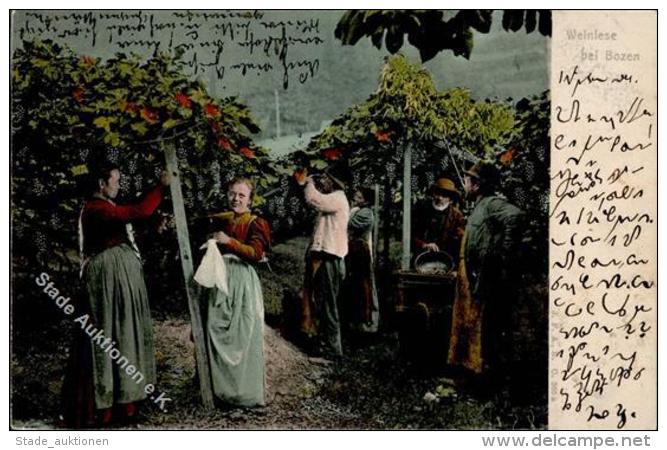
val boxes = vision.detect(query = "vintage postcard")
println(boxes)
[7,8,657,438]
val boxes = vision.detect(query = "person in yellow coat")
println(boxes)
[448,162,524,389]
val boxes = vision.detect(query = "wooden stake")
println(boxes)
[372,184,380,262]
[382,177,391,269]
[401,144,412,270]
[162,141,215,409]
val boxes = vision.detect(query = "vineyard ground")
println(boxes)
[11,237,547,430]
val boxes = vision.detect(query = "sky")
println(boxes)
[11,10,550,138]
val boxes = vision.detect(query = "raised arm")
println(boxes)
[304,181,346,214]
[90,186,163,222]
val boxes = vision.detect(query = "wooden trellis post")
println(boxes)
[162,141,215,409]
[372,184,380,261]
[401,144,412,270]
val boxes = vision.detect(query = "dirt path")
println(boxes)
[11,236,547,430]
[135,319,372,430]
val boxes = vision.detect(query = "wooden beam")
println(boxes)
[372,184,380,262]
[162,141,215,409]
[401,144,412,270]
[382,177,391,269]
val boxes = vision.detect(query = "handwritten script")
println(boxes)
[15,10,323,89]
[550,11,656,430]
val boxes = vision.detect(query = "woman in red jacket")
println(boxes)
[61,161,169,427]
[202,177,271,407]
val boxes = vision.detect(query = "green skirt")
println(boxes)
[205,255,265,407]
[82,243,156,409]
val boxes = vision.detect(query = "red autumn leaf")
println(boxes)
[72,87,85,103]
[499,147,517,165]
[293,168,307,184]
[375,130,392,142]
[240,147,256,159]
[217,136,232,151]
[120,100,139,115]
[204,103,220,118]
[81,56,96,66]
[175,92,192,109]
[140,107,159,124]
[321,147,342,160]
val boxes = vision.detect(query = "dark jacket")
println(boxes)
[463,195,524,299]
[413,202,466,262]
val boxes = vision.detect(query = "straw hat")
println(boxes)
[430,177,460,197]
[464,161,500,187]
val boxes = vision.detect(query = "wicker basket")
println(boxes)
[414,251,454,274]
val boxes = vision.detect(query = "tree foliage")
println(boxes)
[295,54,515,202]
[500,91,550,278]
[278,54,548,275]
[11,39,275,277]
[335,10,551,62]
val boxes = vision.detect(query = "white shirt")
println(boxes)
[304,181,350,258]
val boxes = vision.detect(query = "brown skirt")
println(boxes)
[345,239,377,326]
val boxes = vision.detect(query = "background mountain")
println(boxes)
[11,10,549,139]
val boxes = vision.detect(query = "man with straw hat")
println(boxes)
[413,177,466,264]
[448,161,524,391]
[296,166,350,359]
